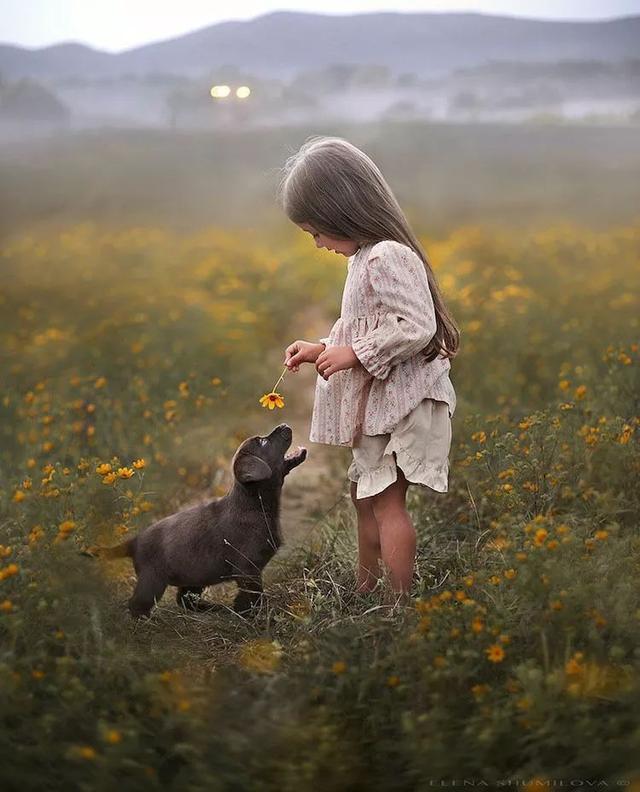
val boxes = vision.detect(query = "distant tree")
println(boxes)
[397,72,419,88]
[353,64,392,89]
[450,90,480,111]
[0,79,70,123]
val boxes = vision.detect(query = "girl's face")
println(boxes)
[297,223,361,257]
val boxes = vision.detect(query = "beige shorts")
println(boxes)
[347,398,452,499]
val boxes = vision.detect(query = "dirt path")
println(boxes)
[276,310,352,552]
[103,308,354,606]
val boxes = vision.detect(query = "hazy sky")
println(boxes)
[3,0,639,51]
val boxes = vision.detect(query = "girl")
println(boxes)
[278,136,459,598]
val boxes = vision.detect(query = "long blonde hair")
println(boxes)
[276,135,459,361]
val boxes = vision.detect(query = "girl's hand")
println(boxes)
[284,340,325,372]
[315,345,362,380]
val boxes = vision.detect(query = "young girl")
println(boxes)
[278,136,459,598]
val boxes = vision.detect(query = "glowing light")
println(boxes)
[210,85,231,99]
[236,86,251,99]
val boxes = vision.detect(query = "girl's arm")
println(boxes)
[351,240,436,381]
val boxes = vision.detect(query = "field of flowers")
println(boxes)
[1,217,639,789]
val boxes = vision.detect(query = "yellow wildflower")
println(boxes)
[471,617,484,633]
[259,391,285,410]
[0,564,19,581]
[533,528,548,546]
[331,660,348,675]
[574,384,587,400]
[260,367,287,410]
[485,644,505,663]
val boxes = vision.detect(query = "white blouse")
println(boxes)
[309,239,456,447]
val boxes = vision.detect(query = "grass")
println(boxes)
[1,122,639,787]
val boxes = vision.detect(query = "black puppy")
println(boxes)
[83,424,307,619]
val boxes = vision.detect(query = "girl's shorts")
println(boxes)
[347,398,452,500]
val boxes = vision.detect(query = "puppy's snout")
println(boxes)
[270,423,292,439]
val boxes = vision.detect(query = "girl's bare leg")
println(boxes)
[350,480,382,592]
[370,467,415,597]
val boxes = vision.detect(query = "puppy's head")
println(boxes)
[232,423,307,487]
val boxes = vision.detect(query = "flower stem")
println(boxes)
[271,366,287,393]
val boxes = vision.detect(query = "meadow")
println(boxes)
[0,122,639,789]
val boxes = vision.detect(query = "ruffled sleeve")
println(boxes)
[318,316,342,348]
[350,240,437,381]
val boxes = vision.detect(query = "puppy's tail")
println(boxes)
[80,539,133,561]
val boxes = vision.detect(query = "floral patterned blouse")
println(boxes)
[309,239,456,447]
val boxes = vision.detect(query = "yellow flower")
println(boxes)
[259,391,285,410]
[618,424,634,444]
[331,660,348,675]
[0,599,13,612]
[471,683,490,699]
[565,657,583,676]
[471,430,486,443]
[471,617,484,633]
[386,675,400,688]
[96,462,112,475]
[0,564,19,581]
[102,472,117,485]
[485,644,505,662]
[574,384,587,400]
[116,467,135,479]
[533,527,548,546]
[132,458,145,469]
[12,490,26,503]
[104,729,122,744]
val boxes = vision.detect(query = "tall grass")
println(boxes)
[0,215,639,786]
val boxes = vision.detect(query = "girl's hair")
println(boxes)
[276,135,459,362]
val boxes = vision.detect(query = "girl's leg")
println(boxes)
[370,467,415,596]
[350,480,382,592]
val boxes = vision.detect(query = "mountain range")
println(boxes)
[1,11,639,82]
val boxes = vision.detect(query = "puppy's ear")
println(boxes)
[233,452,272,483]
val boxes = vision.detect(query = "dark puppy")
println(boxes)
[83,424,307,619]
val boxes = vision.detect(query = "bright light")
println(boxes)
[210,85,231,99]
[236,86,251,99]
